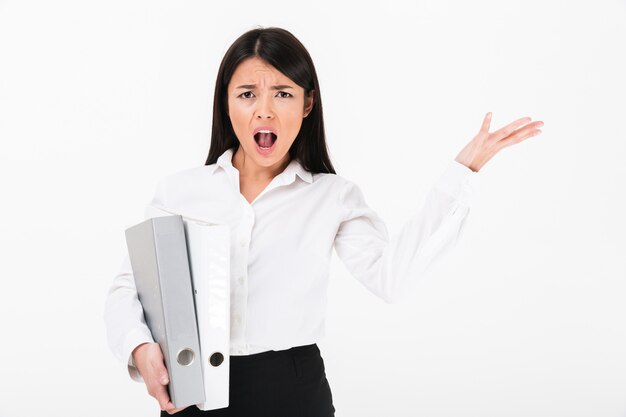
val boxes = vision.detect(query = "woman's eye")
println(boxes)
[238,91,292,99]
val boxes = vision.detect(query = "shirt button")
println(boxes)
[239,239,248,247]
[238,275,245,285]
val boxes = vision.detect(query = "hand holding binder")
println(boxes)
[125,208,231,411]
[131,342,190,414]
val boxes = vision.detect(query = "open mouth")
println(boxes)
[254,130,278,149]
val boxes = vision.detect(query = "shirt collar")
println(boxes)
[213,147,313,184]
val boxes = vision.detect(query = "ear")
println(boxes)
[303,90,315,118]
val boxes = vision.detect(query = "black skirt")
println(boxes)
[160,343,335,417]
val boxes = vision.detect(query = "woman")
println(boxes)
[104,27,544,416]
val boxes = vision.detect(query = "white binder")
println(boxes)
[142,205,231,411]
[183,219,230,410]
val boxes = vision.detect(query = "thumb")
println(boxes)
[158,368,169,385]
[481,112,492,133]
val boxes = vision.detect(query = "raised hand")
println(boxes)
[454,112,544,172]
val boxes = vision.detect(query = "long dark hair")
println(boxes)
[204,27,336,175]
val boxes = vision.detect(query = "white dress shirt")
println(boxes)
[104,147,478,382]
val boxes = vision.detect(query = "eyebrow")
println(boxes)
[235,84,294,90]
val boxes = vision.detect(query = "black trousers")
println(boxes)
[160,343,335,417]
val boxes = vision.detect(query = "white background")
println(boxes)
[1,0,625,416]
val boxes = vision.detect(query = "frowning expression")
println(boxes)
[227,56,314,167]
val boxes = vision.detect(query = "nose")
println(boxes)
[254,94,274,119]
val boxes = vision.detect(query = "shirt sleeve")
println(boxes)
[333,160,478,304]
[103,178,169,383]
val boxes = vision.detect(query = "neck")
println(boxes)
[232,146,291,182]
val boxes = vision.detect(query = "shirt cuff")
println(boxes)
[123,327,154,383]
[434,160,479,207]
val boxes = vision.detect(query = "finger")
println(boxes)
[151,358,171,409]
[159,370,169,386]
[167,406,189,414]
[497,127,543,150]
[162,400,180,414]
[154,383,172,410]
[480,112,492,132]
[505,121,544,142]
[491,116,532,140]
[152,359,169,386]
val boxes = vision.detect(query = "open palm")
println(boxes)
[455,112,544,172]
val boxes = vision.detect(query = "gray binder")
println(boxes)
[125,214,205,408]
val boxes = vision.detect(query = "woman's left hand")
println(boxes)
[454,112,544,172]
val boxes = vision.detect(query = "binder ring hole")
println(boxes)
[210,352,224,367]
[177,348,195,366]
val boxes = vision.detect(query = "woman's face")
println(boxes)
[227,56,314,176]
